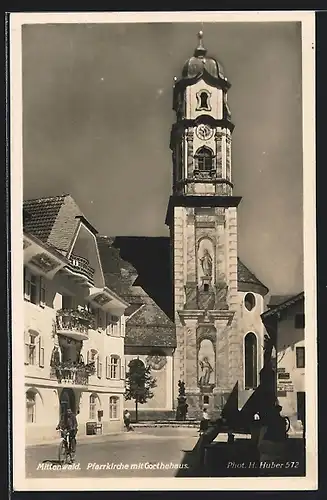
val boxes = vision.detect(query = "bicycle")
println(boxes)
[58,429,75,465]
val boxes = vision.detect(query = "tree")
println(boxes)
[124,358,157,422]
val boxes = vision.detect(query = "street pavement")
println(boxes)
[26,427,200,478]
[25,427,305,479]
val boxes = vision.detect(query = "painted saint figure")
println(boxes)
[199,356,214,386]
[200,248,213,277]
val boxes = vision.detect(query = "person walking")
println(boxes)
[199,408,210,435]
[123,410,134,432]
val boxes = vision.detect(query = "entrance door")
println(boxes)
[59,388,76,415]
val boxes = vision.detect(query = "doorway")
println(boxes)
[59,388,76,416]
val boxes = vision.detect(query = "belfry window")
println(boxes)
[195,147,214,172]
[244,332,258,389]
[196,90,211,111]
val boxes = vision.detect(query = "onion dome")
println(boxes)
[182,31,226,81]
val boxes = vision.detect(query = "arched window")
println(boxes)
[109,396,119,420]
[244,333,258,389]
[89,393,99,420]
[108,355,120,379]
[195,147,214,172]
[26,390,36,423]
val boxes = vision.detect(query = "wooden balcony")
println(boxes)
[66,254,95,286]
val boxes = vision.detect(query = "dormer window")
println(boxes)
[196,90,211,111]
[194,146,214,172]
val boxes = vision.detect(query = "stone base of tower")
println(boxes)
[184,384,256,422]
[185,389,235,420]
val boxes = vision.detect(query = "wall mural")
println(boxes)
[146,351,167,371]
[198,338,215,387]
[30,253,59,273]
[92,294,111,306]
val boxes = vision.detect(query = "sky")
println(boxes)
[22,21,304,295]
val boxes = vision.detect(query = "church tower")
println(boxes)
[166,32,268,417]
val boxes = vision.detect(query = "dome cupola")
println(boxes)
[181,31,227,83]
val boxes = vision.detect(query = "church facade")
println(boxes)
[166,32,269,418]
[103,33,270,420]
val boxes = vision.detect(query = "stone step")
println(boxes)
[132,421,200,428]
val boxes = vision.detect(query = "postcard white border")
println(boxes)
[10,10,317,491]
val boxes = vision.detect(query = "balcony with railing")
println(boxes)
[66,254,95,286]
[56,308,95,341]
[50,361,96,386]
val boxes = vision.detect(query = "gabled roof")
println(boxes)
[125,299,176,348]
[261,291,304,320]
[23,195,67,244]
[23,194,97,256]
[237,258,269,296]
[267,295,295,308]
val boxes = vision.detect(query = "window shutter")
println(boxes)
[24,269,31,301]
[24,330,30,365]
[120,361,125,380]
[39,277,46,307]
[97,356,102,378]
[105,313,109,335]
[106,356,109,378]
[39,336,44,367]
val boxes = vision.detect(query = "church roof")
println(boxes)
[125,301,176,348]
[176,32,230,89]
[237,258,269,297]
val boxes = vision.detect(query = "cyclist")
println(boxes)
[56,408,78,462]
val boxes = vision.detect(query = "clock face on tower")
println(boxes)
[196,124,214,141]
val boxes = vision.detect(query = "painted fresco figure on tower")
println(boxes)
[200,248,213,277]
[199,356,214,386]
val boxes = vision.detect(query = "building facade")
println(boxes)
[261,292,305,433]
[166,32,269,418]
[24,195,129,444]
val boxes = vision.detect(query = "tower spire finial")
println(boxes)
[194,30,207,58]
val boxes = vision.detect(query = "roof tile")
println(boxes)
[23,195,67,243]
